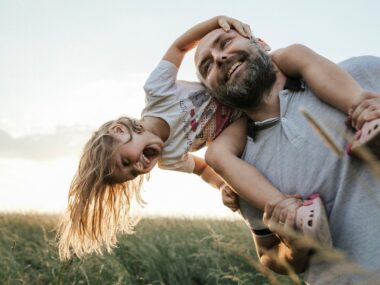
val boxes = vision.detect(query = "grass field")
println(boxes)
[0,213,297,285]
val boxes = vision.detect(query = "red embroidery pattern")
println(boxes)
[189,98,241,152]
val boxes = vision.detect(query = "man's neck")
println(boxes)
[244,65,287,122]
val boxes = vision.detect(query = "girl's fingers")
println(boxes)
[230,21,247,37]
[218,17,252,39]
[243,24,252,38]
[218,17,231,32]
[225,17,250,38]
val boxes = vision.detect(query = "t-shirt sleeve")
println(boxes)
[158,153,195,173]
[143,60,179,98]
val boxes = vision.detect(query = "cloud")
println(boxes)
[0,126,91,160]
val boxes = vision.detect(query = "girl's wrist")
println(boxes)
[218,182,228,191]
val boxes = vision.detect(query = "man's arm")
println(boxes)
[163,16,251,68]
[271,44,363,114]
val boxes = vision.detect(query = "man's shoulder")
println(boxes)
[338,55,380,72]
[338,55,380,90]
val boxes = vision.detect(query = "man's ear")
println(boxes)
[256,38,271,52]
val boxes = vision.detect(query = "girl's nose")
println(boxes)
[133,161,151,175]
[134,161,144,172]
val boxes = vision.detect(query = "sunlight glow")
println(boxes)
[1,0,379,216]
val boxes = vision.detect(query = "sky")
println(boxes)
[0,0,379,217]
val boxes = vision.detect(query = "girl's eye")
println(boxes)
[122,159,130,167]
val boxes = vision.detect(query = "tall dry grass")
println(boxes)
[0,213,296,285]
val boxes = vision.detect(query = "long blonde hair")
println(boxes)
[58,117,146,260]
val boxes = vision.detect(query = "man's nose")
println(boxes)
[213,51,228,66]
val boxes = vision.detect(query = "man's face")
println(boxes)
[195,29,277,109]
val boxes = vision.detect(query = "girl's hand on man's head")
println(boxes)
[217,16,252,39]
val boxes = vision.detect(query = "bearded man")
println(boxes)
[195,28,380,285]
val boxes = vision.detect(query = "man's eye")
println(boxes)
[204,62,213,76]
[221,39,231,48]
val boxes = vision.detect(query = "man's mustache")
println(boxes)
[218,52,250,85]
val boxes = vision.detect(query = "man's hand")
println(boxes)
[348,91,380,129]
[263,195,303,248]
[220,184,239,212]
[259,196,312,274]
[217,16,252,39]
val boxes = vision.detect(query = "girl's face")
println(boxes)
[109,123,164,182]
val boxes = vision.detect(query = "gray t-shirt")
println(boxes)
[238,56,380,284]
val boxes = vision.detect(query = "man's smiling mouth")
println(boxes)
[227,61,243,81]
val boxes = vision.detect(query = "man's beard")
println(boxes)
[210,45,277,110]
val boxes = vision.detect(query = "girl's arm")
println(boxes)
[192,155,224,189]
[271,44,363,114]
[205,118,285,211]
[191,155,239,212]
[163,16,251,68]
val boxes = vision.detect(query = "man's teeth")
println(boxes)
[228,62,242,79]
